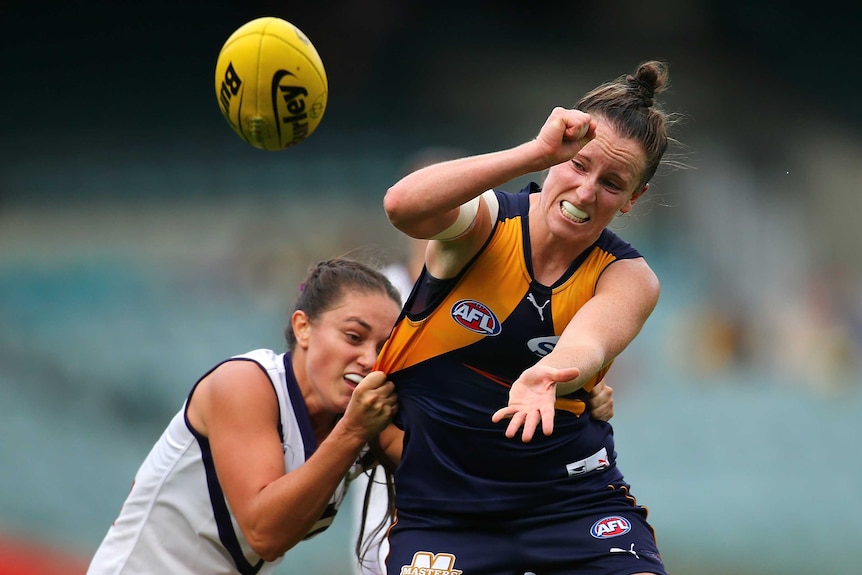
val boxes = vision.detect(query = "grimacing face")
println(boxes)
[294,290,400,415]
[538,117,648,244]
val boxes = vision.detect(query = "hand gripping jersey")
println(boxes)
[87,349,361,575]
[375,185,643,515]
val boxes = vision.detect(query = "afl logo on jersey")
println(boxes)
[590,516,632,539]
[451,299,501,336]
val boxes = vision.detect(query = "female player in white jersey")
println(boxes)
[87,258,402,575]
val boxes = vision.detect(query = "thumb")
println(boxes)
[356,370,387,390]
[550,366,580,384]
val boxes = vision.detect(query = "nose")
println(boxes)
[356,344,377,372]
[575,178,598,204]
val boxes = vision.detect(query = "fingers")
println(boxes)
[588,379,614,422]
[347,372,399,438]
[506,412,527,440]
[490,406,512,424]
[540,405,556,437]
[492,406,554,443]
[537,108,595,165]
[492,407,527,440]
[589,379,608,402]
[556,108,593,143]
[563,117,591,142]
[356,371,397,407]
[356,370,388,390]
[492,364,575,441]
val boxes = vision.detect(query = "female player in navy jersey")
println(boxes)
[351,151,618,575]
[377,60,681,575]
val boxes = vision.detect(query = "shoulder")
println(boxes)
[595,228,641,260]
[599,257,660,303]
[206,356,281,405]
[494,184,537,219]
[190,356,280,436]
[230,348,282,367]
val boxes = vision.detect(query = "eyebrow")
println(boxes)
[588,158,638,186]
[576,155,632,183]
[607,169,633,183]
[343,316,372,331]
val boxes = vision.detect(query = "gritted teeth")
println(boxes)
[345,373,363,385]
[561,200,589,223]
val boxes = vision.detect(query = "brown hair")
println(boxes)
[284,258,401,351]
[283,258,401,568]
[355,447,397,571]
[576,60,683,188]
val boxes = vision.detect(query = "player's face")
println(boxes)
[299,290,400,415]
[539,116,648,243]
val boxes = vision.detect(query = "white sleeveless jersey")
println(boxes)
[88,349,363,575]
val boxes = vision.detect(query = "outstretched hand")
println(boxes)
[491,364,580,442]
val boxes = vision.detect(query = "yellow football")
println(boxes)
[214,17,328,150]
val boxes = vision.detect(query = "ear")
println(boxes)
[620,182,649,214]
[292,310,312,350]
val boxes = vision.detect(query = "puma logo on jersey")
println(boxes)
[451,299,501,335]
[400,551,463,574]
[526,293,550,320]
[609,543,640,559]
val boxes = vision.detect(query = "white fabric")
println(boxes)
[429,194,481,241]
[88,349,354,574]
[351,467,391,575]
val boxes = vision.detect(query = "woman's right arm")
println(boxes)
[383,108,594,240]
[383,108,596,278]
[188,362,394,561]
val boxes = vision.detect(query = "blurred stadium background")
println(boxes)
[2,1,860,573]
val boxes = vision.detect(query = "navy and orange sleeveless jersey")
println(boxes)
[375,184,643,515]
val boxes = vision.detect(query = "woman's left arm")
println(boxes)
[492,258,659,441]
[378,423,404,468]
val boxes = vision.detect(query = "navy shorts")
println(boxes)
[385,481,666,575]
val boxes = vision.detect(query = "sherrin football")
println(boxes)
[215,17,328,150]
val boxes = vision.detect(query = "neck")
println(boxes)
[528,204,591,285]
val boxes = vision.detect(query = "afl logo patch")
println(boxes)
[590,516,632,539]
[451,299,501,336]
